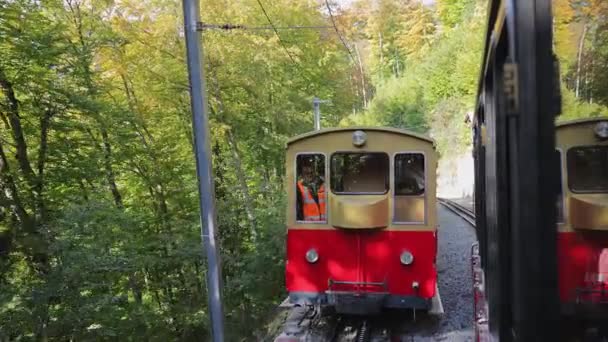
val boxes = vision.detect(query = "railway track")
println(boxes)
[274,306,405,342]
[329,316,395,342]
[438,198,475,227]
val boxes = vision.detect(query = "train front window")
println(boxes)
[330,152,389,194]
[296,154,326,222]
[567,146,608,193]
[394,153,425,223]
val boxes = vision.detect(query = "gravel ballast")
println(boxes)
[427,204,477,341]
[398,204,477,341]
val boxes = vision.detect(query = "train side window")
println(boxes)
[567,146,608,193]
[295,154,326,222]
[556,150,564,224]
[394,153,425,224]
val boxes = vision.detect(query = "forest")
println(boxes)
[0,0,606,340]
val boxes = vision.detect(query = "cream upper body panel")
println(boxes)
[556,118,608,232]
[285,128,438,231]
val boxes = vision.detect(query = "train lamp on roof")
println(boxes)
[594,121,608,140]
[352,130,367,147]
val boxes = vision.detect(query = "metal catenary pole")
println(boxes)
[312,97,330,131]
[182,0,225,341]
[313,97,321,131]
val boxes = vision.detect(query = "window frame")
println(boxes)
[556,148,566,224]
[392,151,427,225]
[329,151,390,195]
[566,145,608,194]
[294,152,328,224]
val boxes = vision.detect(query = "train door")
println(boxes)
[330,152,390,292]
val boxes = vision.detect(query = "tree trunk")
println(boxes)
[575,24,588,98]
[0,68,37,191]
[120,73,155,146]
[129,273,143,305]
[354,44,368,108]
[36,109,53,221]
[379,32,384,81]
[100,128,124,208]
[0,140,32,233]
[0,69,43,257]
[226,129,257,242]
[78,179,89,202]
[69,0,124,211]
[209,70,258,243]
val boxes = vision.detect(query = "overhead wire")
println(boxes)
[204,1,355,65]
[254,0,298,65]
[204,0,355,85]
[324,0,355,63]
[198,23,332,31]
[247,25,332,31]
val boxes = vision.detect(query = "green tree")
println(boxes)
[1,0,360,339]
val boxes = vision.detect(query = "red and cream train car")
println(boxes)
[284,127,441,314]
[556,118,608,318]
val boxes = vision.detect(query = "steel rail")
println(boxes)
[330,318,393,342]
[438,198,476,227]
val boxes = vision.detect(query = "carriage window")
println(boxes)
[296,154,326,222]
[395,153,425,196]
[567,146,608,193]
[394,153,425,223]
[330,153,389,194]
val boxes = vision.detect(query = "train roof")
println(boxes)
[286,127,434,146]
[556,117,608,129]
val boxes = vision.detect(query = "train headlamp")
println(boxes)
[594,121,608,140]
[305,249,319,264]
[400,250,414,265]
[352,130,367,147]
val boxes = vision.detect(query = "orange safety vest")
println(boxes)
[297,180,326,221]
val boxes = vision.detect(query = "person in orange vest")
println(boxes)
[296,158,326,221]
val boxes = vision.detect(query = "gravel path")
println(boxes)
[427,204,477,341]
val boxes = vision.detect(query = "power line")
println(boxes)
[254,0,298,65]
[324,0,355,63]
[197,23,332,31]
[248,25,331,31]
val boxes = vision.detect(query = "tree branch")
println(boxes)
[0,68,38,189]
[100,128,123,208]
[0,138,32,232]
[35,108,53,219]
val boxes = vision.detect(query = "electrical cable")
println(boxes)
[254,0,298,65]
[324,0,355,63]
[198,23,332,31]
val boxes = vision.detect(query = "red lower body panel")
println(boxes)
[286,228,437,301]
[557,231,608,303]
